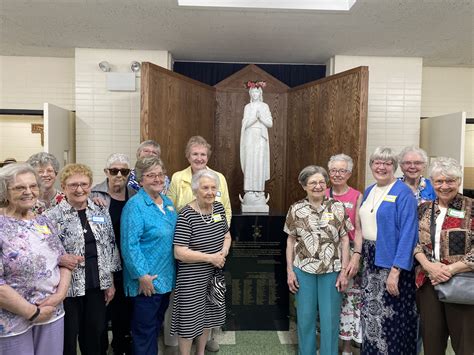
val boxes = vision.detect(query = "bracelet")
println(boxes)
[353,251,361,255]
[28,306,40,322]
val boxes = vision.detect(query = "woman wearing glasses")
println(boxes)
[91,153,136,354]
[359,147,418,354]
[121,157,177,355]
[285,165,351,355]
[45,163,121,355]
[326,154,363,355]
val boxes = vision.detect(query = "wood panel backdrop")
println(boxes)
[141,63,368,214]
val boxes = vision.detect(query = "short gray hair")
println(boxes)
[136,140,161,159]
[328,154,354,172]
[105,153,130,169]
[191,169,220,194]
[134,157,165,183]
[0,163,40,207]
[369,146,399,171]
[298,165,329,186]
[429,157,463,181]
[27,152,60,173]
[399,145,428,164]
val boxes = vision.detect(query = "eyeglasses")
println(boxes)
[38,168,56,176]
[107,168,131,176]
[66,182,90,191]
[307,180,327,187]
[401,161,425,167]
[8,184,40,193]
[433,178,458,187]
[372,161,394,168]
[141,148,159,156]
[143,172,165,180]
[329,169,349,176]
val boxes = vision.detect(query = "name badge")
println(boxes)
[91,216,105,223]
[321,212,334,221]
[35,224,51,235]
[167,206,175,211]
[343,202,354,209]
[384,195,397,203]
[212,214,222,222]
[216,191,222,197]
[447,208,465,219]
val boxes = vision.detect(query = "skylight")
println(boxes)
[177,0,357,11]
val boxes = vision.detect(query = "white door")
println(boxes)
[420,111,466,190]
[44,103,74,169]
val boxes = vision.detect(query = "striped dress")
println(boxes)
[170,201,228,339]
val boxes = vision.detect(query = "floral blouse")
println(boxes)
[32,190,65,215]
[0,215,65,337]
[415,194,474,287]
[399,175,436,205]
[284,197,353,274]
[45,198,121,297]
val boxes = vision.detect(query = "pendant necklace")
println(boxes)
[196,202,214,224]
[371,184,391,213]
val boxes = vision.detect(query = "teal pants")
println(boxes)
[294,267,342,355]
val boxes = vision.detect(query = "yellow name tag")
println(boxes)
[321,212,334,221]
[35,224,51,235]
[448,208,465,218]
[212,214,222,222]
[384,195,397,202]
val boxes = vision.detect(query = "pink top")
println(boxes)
[325,186,361,241]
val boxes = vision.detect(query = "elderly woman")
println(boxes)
[285,165,351,355]
[414,157,473,354]
[121,157,177,355]
[171,169,231,355]
[91,153,136,354]
[359,147,418,354]
[27,152,64,214]
[399,146,436,204]
[45,163,121,355]
[0,164,71,354]
[128,140,170,193]
[325,154,363,354]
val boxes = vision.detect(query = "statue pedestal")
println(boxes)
[241,204,269,213]
[225,213,289,331]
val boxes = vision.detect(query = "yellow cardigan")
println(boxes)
[167,166,232,226]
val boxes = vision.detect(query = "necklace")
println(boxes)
[370,184,391,213]
[196,201,214,224]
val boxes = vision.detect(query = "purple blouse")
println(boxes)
[0,214,66,337]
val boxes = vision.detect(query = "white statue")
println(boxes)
[239,81,273,213]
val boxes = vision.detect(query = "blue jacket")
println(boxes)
[361,180,418,270]
[120,188,177,296]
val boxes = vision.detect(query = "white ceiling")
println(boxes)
[1,0,473,66]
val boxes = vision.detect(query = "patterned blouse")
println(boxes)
[284,197,353,274]
[415,194,474,286]
[45,198,121,297]
[32,190,65,215]
[399,175,436,205]
[0,215,65,337]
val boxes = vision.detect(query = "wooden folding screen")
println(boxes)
[141,63,368,214]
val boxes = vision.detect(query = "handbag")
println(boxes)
[207,268,226,307]
[429,201,474,305]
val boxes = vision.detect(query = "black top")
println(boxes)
[109,190,128,281]
[78,209,100,290]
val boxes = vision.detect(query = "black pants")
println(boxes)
[63,288,106,355]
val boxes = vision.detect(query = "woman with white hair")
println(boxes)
[399,145,436,204]
[171,169,232,355]
[326,154,363,354]
[414,157,473,354]
[91,153,136,354]
[27,152,64,214]
[359,147,418,354]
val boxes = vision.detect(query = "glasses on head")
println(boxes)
[329,169,349,176]
[38,168,56,176]
[66,182,90,191]
[8,184,40,193]
[143,172,165,180]
[372,160,394,168]
[433,178,458,187]
[401,161,425,167]
[107,168,130,176]
[307,180,327,187]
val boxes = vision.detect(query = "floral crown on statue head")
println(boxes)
[245,80,266,89]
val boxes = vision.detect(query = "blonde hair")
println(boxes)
[60,163,93,186]
[185,136,212,159]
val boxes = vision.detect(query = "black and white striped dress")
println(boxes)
[170,201,228,339]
